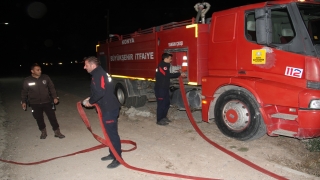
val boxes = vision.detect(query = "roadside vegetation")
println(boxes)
[305,138,320,152]
[302,138,320,177]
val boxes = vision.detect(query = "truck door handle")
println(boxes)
[238,70,246,74]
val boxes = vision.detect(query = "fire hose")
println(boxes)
[76,101,217,180]
[0,77,288,179]
[178,77,288,180]
[0,103,215,179]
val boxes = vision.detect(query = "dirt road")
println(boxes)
[0,76,319,180]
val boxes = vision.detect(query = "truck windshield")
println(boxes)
[297,3,320,45]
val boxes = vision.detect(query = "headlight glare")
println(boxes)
[309,99,320,109]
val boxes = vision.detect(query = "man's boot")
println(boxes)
[40,128,47,139]
[54,128,65,139]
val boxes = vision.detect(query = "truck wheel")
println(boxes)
[114,83,145,108]
[124,96,136,108]
[136,95,147,107]
[115,83,128,106]
[214,89,266,141]
[171,89,185,109]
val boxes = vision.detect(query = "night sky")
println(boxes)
[0,0,264,76]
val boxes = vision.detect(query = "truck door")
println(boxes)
[238,6,306,107]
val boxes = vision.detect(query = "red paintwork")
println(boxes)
[202,0,320,138]
[97,0,320,139]
[98,20,209,85]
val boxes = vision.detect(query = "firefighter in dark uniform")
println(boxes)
[21,63,65,139]
[83,56,122,169]
[154,53,186,126]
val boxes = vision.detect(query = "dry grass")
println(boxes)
[267,138,320,177]
[294,153,320,176]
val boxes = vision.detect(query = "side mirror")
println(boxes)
[255,8,272,45]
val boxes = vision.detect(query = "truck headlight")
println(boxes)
[309,99,320,109]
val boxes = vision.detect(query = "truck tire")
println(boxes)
[114,83,128,106]
[114,83,146,108]
[124,97,136,108]
[171,89,185,109]
[136,95,147,107]
[214,89,266,141]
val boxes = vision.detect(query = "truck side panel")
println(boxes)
[157,24,209,84]
[208,9,238,76]
[108,33,157,79]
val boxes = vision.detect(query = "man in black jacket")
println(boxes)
[21,63,65,139]
[154,53,186,126]
[83,56,122,169]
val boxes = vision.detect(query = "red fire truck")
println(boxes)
[96,0,320,141]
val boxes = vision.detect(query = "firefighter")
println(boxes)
[83,56,122,169]
[154,53,186,125]
[21,63,65,139]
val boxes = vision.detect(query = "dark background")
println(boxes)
[0,0,264,77]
